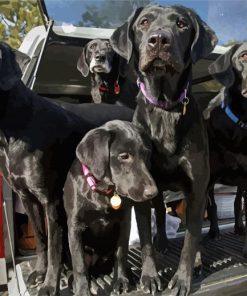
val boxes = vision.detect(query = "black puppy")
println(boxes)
[63,120,158,296]
[77,38,138,108]
[111,5,217,295]
[0,42,133,296]
[204,43,247,256]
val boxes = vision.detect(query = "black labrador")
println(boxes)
[77,38,138,108]
[63,120,158,296]
[204,42,247,256]
[0,42,133,296]
[110,5,217,295]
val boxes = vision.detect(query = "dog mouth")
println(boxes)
[92,64,111,73]
[141,57,179,75]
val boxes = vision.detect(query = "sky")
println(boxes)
[44,0,247,45]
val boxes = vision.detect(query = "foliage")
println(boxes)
[79,0,151,28]
[0,0,42,48]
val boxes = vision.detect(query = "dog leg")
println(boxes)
[153,194,169,254]
[134,202,162,295]
[206,188,220,240]
[67,218,91,296]
[163,189,206,296]
[242,190,247,257]
[20,197,47,287]
[38,201,63,296]
[234,186,245,235]
[112,206,131,295]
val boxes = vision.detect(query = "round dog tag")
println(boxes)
[110,193,122,210]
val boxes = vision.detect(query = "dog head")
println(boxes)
[0,42,24,91]
[77,39,115,77]
[76,120,157,202]
[110,5,217,77]
[208,43,247,98]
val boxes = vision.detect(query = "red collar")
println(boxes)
[81,163,115,197]
[99,81,120,95]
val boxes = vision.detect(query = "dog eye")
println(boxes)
[176,18,187,29]
[89,43,97,50]
[240,53,247,61]
[118,153,130,160]
[140,18,149,26]
[106,42,112,49]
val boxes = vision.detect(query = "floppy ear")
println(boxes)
[76,128,111,180]
[110,7,143,63]
[0,42,22,91]
[187,9,218,63]
[208,44,241,87]
[77,46,89,77]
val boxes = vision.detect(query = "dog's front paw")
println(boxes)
[139,274,162,295]
[234,224,245,235]
[37,284,59,296]
[163,270,191,296]
[111,276,129,295]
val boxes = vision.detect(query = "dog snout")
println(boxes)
[143,185,158,199]
[95,54,106,63]
[148,32,170,50]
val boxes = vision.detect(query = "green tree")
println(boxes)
[0,0,42,48]
[79,0,151,28]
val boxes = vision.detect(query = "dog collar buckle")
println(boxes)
[114,81,120,94]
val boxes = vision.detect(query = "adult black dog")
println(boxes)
[0,42,133,296]
[77,38,138,108]
[110,5,217,295]
[63,120,158,296]
[204,43,247,256]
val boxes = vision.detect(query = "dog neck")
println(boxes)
[226,87,247,122]
[137,66,192,111]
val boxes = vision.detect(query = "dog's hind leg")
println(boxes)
[20,196,47,287]
[206,188,220,240]
[234,186,245,235]
[152,194,169,254]
[242,189,247,257]
[38,200,64,296]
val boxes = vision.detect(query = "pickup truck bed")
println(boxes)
[14,227,247,296]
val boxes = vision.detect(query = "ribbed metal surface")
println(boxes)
[19,228,247,296]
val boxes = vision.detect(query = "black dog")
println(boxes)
[204,43,247,256]
[63,120,158,296]
[0,42,134,296]
[111,5,217,295]
[77,38,138,108]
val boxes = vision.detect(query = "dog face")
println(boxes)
[110,5,217,77]
[77,39,115,77]
[209,43,247,98]
[76,120,157,202]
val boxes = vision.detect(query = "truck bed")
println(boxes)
[14,228,247,296]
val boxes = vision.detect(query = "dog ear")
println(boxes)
[0,42,22,91]
[76,128,111,180]
[110,7,143,63]
[208,44,241,87]
[77,46,89,77]
[187,9,218,63]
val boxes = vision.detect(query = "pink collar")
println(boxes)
[137,78,189,110]
[81,163,115,197]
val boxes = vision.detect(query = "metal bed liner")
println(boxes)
[16,228,247,296]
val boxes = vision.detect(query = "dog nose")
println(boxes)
[95,54,106,62]
[148,33,169,49]
[144,185,158,199]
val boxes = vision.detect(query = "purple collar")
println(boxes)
[137,78,189,111]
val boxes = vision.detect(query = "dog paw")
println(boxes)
[111,277,129,295]
[139,274,163,295]
[27,270,46,288]
[162,271,191,296]
[203,229,220,244]
[37,284,59,296]
[234,225,245,235]
[153,234,169,254]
